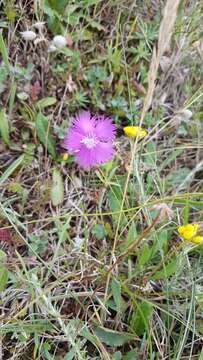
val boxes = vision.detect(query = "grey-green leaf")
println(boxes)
[0,108,10,145]
[0,30,10,72]
[0,265,8,292]
[152,257,178,280]
[36,113,56,158]
[36,97,57,110]
[51,169,64,206]
[94,326,135,347]
[92,223,107,240]
[111,277,122,314]
[0,155,24,186]
[130,301,153,336]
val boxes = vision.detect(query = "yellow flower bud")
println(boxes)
[123,126,147,139]
[62,153,69,161]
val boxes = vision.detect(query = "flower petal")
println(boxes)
[63,129,83,154]
[76,146,95,169]
[73,111,96,135]
[94,141,115,165]
[95,117,116,141]
[75,142,115,169]
[192,236,203,244]
[178,223,199,240]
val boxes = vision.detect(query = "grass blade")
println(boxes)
[0,29,10,73]
[0,108,10,145]
[0,155,24,186]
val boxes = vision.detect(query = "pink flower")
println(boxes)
[63,111,116,169]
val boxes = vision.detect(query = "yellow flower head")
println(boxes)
[177,223,203,244]
[123,126,147,139]
[62,152,69,161]
[192,236,203,244]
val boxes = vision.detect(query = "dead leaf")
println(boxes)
[133,80,146,95]
[30,81,41,102]
[66,35,73,47]
[0,228,12,243]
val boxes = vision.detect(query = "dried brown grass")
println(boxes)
[140,0,181,123]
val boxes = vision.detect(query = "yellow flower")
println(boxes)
[123,126,147,139]
[62,152,69,161]
[192,236,203,244]
[177,223,203,244]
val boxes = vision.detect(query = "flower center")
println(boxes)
[81,136,98,149]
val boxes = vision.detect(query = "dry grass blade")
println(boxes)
[157,0,181,60]
[140,47,158,124]
[140,0,181,123]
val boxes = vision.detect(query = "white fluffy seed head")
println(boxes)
[20,30,37,41]
[181,109,193,120]
[52,35,67,49]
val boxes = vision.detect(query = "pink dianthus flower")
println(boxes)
[63,111,116,169]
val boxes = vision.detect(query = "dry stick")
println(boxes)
[103,0,181,318]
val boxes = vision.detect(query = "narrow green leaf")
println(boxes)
[112,352,122,360]
[152,257,178,280]
[0,250,7,261]
[151,229,168,258]
[51,169,64,206]
[108,188,127,227]
[1,321,52,334]
[127,222,137,243]
[35,113,56,158]
[0,108,10,145]
[92,223,107,240]
[123,350,138,360]
[9,79,17,115]
[64,349,75,360]
[198,347,203,359]
[36,97,57,110]
[111,277,122,314]
[130,301,153,336]
[94,326,135,346]
[159,148,184,172]
[137,243,152,270]
[0,265,8,292]
[0,155,24,186]
[0,30,10,72]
